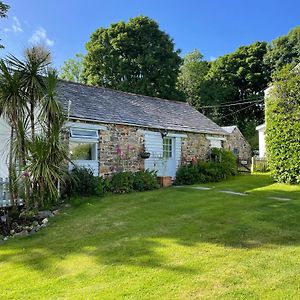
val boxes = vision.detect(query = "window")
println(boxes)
[163,137,172,158]
[70,142,97,161]
[70,128,98,139]
[233,148,239,156]
[210,139,222,149]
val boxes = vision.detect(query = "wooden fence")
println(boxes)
[251,157,268,173]
[0,177,23,208]
[0,177,11,207]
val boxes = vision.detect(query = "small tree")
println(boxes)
[266,65,300,184]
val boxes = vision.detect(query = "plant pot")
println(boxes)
[140,152,150,159]
[157,176,172,187]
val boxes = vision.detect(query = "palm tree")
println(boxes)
[0,46,69,208]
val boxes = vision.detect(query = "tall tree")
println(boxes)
[203,41,271,139]
[0,1,9,49]
[264,26,300,74]
[84,16,182,100]
[177,50,210,108]
[60,53,85,83]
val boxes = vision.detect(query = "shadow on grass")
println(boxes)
[1,174,300,276]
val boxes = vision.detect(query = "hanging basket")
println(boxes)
[140,152,151,159]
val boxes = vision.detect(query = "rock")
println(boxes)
[14,230,28,237]
[42,218,48,225]
[52,209,59,216]
[3,236,8,241]
[35,224,41,231]
[37,210,54,218]
[32,220,39,227]
[10,229,15,235]
[0,215,7,222]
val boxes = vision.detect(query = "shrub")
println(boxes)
[266,65,300,184]
[175,149,237,185]
[133,170,159,191]
[110,172,134,194]
[62,167,100,197]
[174,165,199,185]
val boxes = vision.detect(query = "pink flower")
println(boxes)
[22,171,30,177]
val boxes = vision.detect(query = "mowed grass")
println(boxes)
[1,174,300,299]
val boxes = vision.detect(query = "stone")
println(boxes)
[3,236,8,241]
[52,210,59,216]
[0,215,7,222]
[41,218,48,225]
[37,210,53,218]
[219,190,248,196]
[268,197,291,201]
[14,230,28,237]
[32,220,39,227]
[10,229,15,235]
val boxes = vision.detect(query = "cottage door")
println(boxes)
[162,137,177,178]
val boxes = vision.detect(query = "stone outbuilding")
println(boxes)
[222,125,252,163]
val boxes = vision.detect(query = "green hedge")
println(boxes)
[266,65,300,184]
[174,148,237,185]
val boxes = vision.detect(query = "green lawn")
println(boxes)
[1,174,300,299]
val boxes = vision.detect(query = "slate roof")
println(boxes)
[57,80,227,135]
[221,125,237,134]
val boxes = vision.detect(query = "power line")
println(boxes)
[218,102,264,120]
[199,98,264,109]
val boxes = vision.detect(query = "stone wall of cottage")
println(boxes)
[227,128,252,161]
[99,124,145,175]
[67,119,230,176]
[181,132,228,162]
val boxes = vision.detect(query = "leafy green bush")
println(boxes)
[62,167,100,198]
[173,165,199,185]
[110,172,134,194]
[133,170,159,191]
[175,149,237,185]
[266,65,300,184]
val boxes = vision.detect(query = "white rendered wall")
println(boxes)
[0,117,10,178]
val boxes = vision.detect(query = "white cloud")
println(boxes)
[12,16,23,33]
[3,16,23,33]
[209,56,217,61]
[29,27,54,47]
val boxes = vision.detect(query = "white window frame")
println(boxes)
[67,122,102,176]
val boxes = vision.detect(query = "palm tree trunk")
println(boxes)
[8,126,17,207]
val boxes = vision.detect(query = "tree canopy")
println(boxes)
[264,26,300,74]
[177,50,210,109]
[60,53,85,83]
[0,1,9,49]
[178,42,270,146]
[84,16,182,100]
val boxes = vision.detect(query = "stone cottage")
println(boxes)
[0,80,229,179]
[58,81,229,178]
[221,125,252,162]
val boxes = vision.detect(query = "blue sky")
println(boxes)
[1,0,300,68]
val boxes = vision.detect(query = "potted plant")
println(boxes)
[156,155,172,187]
[140,144,150,159]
